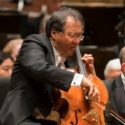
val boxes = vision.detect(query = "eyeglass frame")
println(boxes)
[61,31,85,41]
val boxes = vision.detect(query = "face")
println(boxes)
[106,69,121,80]
[0,58,13,77]
[51,16,84,57]
[121,63,125,75]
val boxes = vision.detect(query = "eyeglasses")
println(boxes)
[63,32,84,41]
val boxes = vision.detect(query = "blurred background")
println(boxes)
[0,0,125,79]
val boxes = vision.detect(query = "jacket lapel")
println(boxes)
[113,76,125,115]
[40,34,55,65]
[46,37,55,65]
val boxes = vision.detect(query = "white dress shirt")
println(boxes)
[51,42,83,86]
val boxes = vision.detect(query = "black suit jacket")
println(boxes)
[105,75,125,125]
[0,77,10,109]
[0,34,75,125]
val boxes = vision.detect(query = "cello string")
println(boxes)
[75,46,87,77]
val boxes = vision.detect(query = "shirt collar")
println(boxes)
[51,40,66,66]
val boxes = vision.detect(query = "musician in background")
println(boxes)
[105,46,125,125]
[0,51,14,109]
[39,0,64,33]
[0,7,99,125]
[3,38,23,62]
[27,0,64,35]
[104,58,121,80]
[0,51,14,77]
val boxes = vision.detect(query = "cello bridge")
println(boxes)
[82,109,99,123]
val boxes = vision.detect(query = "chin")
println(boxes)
[67,52,74,57]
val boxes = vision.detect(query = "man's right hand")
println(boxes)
[81,77,100,102]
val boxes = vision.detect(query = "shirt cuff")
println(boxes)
[71,73,83,86]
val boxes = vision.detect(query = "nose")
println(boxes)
[72,38,81,45]
[8,68,12,76]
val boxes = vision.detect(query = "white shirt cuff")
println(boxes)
[71,73,83,86]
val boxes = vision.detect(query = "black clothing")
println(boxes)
[105,75,125,125]
[0,77,10,109]
[0,34,75,125]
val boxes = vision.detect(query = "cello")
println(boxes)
[59,46,109,125]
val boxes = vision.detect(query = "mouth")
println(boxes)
[70,46,76,50]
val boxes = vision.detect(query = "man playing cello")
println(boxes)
[0,7,100,125]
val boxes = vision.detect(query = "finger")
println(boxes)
[88,86,100,102]
[81,54,93,60]
[88,85,95,97]
[81,55,94,64]
[91,89,100,102]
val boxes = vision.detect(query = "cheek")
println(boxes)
[58,37,69,46]
[0,69,6,76]
[0,66,3,74]
[63,36,72,45]
[60,41,71,52]
[109,70,121,77]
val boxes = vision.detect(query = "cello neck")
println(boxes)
[75,46,87,77]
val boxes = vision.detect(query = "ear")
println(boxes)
[51,29,58,40]
[121,63,125,72]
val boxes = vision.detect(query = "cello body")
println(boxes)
[60,75,108,125]
[59,47,109,125]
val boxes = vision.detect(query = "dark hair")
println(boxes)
[45,7,85,38]
[119,46,125,64]
[0,51,14,64]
